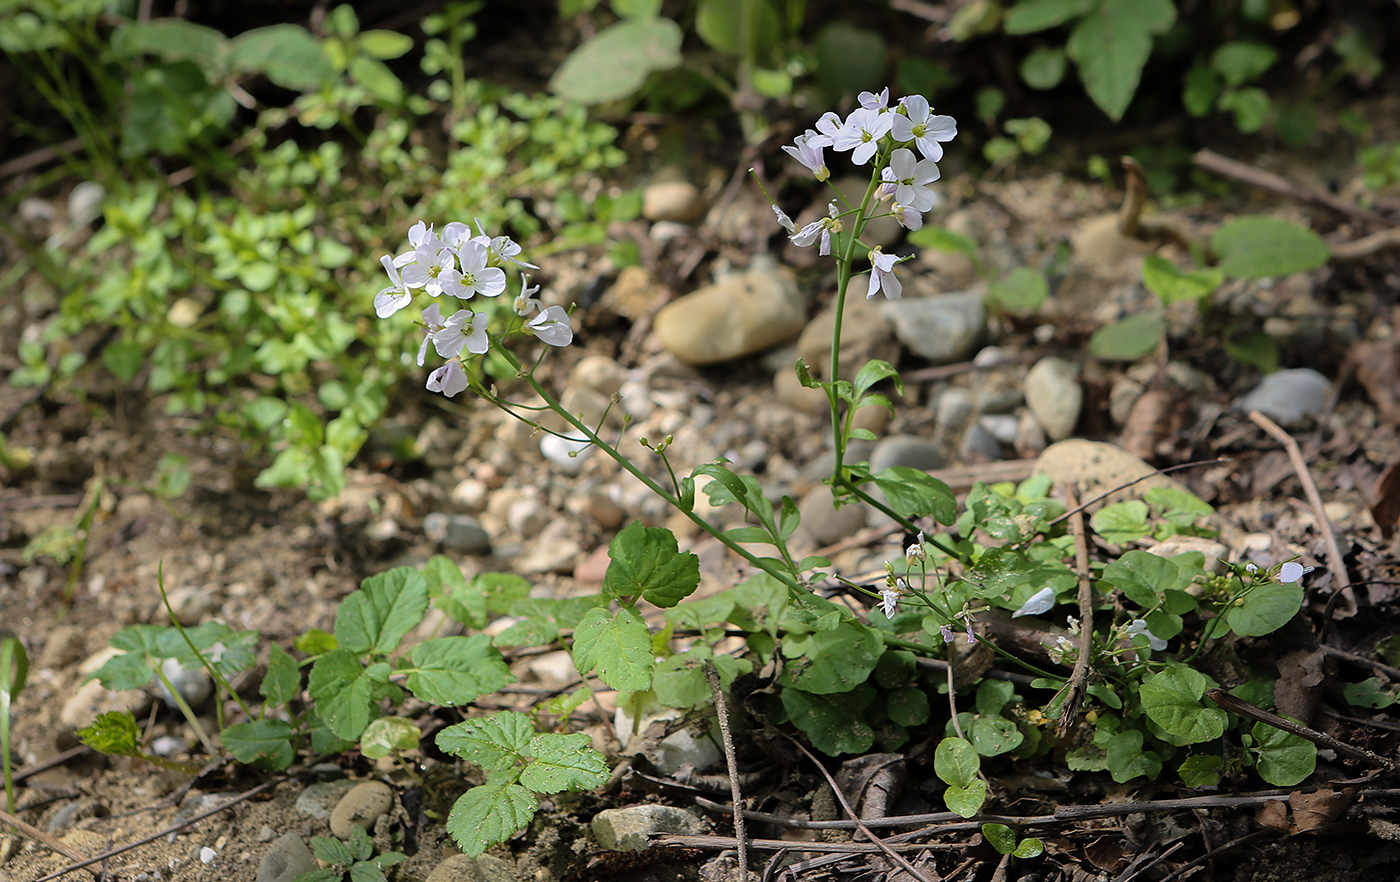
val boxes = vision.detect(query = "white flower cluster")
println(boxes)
[373,220,573,397]
[775,88,957,302]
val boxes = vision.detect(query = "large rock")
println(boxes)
[1236,368,1331,427]
[655,262,806,365]
[883,287,986,364]
[591,805,705,852]
[1034,440,1195,514]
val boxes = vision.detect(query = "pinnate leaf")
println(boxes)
[571,606,652,691]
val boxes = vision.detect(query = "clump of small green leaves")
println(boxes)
[295,827,406,882]
[76,711,200,775]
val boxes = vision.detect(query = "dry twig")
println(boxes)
[1206,688,1397,771]
[1057,486,1095,733]
[705,660,752,880]
[0,807,101,878]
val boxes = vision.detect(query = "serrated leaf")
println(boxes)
[1066,0,1175,121]
[1139,664,1226,744]
[223,720,295,769]
[307,649,374,741]
[1211,216,1330,279]
[309,835,357,866]
[1088,311,1163,361]
[571,606,652,691]
[261,643,300,709]
[1179,754,1224,788]
[334,567,428,656]
[88,650,156,692]
[602,522,700,608]
[872,467,956,526]
[436,711,533,772]
[76,711,142,757]
[521,733,610,793]
[446,782,538,857]
[549,17,682,104]
[424,556,486,629]
[296,628,338,656]
[405,635,514,706]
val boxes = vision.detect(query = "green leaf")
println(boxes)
[101,340,145,383]
[1211,41,1278,87]
[1219,87,1272,134]
[906,226,979,255]
[1088,311,1163,361]
[1103,729,1162,781]
[423,556,485,629]
[405,636,514,706]
[602,522,700,608]
[934,736,980,788]
[228,24,333,90]
[1343,677,1398,709]
[1142,254,1222,305]
[309,835,357,867]
[1020,46,1067,89]
[780,619,883,695]
[549,18,683,104]
[437,711,534,772]
[1225,580,1303,637]
[969,716,1023,757]
[520,733,610,793]
[887,687,930,727]
[1211,216,1330,279]
[982,823,1018,855]
[1139,664,1227,744]
[1182,62,1221,116]
[987,267,1049,314]
[1102,549,1181,607]
[360,717,420,760]
[871,467,957,526]
[76,711,142,757]
[653,649,752,708]
[349,55,403,103]
[1225,331,1280,373]
[358,29,413,60]
[111,19,230,73]
[296,628,338,656]
[446,782,538,857]
[223,720,295,769]
[1091,500,1151,545]
[1065,0,1176,121]
[780,686,875,755]
[1004,0,1094,33]
[1014,837,1045,859]
[813,23,886,105]
[259,643,299,711]
[1252,721,1316,786]
[308,649,374,741]
[695,0,780,57]
[571,606,653,691]
[943,780,987,818]
[334,567,429,656]
[1179,754,1224,788]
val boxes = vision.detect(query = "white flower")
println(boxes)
[401,246,463,298]
[453,239,507,299]
[426,359,469,397]
[1126,619,1168,651]
[1011,586,1056,618]
[905,531,927,565]
[891,202,924,231]
[434,308,488,359]
[471,219,538,269]
[806,111,843,148]
[1245,562,1258,574]
[1278,561,1314,583]
[866,247,903,300]
[833,107,893,166]
[782,131,830,182]
[417,303,447,366]
[373,255,413,318]
[879,577,908,618]
[892,95,957,162]
[526,305,573,347]
[440,221,474,250]
[791,202,843,256]
[859,87,890,111]
[513,273,543,317]
[397,221,444,265]
[883,147,941,212]
[771,204,797,234]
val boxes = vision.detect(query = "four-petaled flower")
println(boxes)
[883,148,941,212]
[527,305,573,348]
[893,94,958,162]
[867,247,903,300]
[791,203,843,256]
[453,240,507,299]
[374,255,413,318]
[513,273,543,317]
[427,359,469,397]
[859,87,890,111]
[402,246,462,298]
[434,308,489,359]
[782,131,830,182]
[833,107,893,166]
[880,576,909,618]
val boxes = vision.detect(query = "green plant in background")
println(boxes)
[296,827,406,882]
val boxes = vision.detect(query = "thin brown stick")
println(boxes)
[11,746,91,784]
[653,833,962,853]
[1329,227,1400,261]
[32,777,281,882]
[1322,645,1400,681]
[1246,410,1355,615]
[705,660,751,881]
[784,736,940,882]
[0,807,100,876]
[1206,688,1396,771]
[1058,486,1095,733]
[1046,457,1230,528]
[1156,831,1272,882]
[1119,157,1149,238]
[1193,149,1387,226]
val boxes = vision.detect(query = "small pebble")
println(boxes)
[329,780,394,838]
[255,832,318,882]
[1236,368,1331,427]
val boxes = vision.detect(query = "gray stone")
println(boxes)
[591,805,705,852]
[1145,536,1228,574]
[329,780,394,838]
[796,484,869,547]
[505,497,549,538]
[795,291,897,382]
[572,355,629,398]
[166,584,220,626]
[655,263,806,365]
[653,726,723,776]
[424,853,520,882]
[883,288,986,364]
[961,422,1004,462]
[423,512,492,555]
[979,415,1019,446]
[255,833,318,882]
[1236,368,1331,427]
[869,435,945,474]
[935,387,975,430]
[158,658,212,708]
[1023,356,1082,441]
[294,779,358,820]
